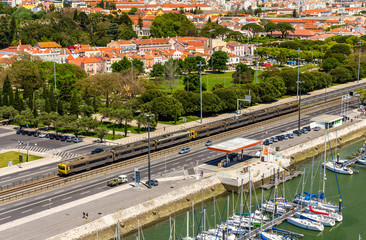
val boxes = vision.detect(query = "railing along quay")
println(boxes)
[0,98,348,203]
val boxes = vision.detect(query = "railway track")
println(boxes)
[0,97,354,203]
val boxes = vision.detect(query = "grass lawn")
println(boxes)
[159,115,200,125]
[0,151,43,168]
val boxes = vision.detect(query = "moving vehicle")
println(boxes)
[146,179,159,186]
[179,147,190,154]
[91,148,104,154]
[107,175,128,187]
[58,102,299,176]
[205,140,213,146]
[73,138,83,143]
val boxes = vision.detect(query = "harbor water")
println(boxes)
[126,138,366,240]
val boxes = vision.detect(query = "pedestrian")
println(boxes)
[86,213,88,218]
[164,126,166,131]
[83,212,85,218]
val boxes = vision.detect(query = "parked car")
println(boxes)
[45,133,50,138]
[73,138,83,143]
[179,147,190,154]
[314,126,320,131]
[301,129,308,134]
[263,139,270,145]
[293,130,301,136]
[38,133,46,138]
[276,135,283,141]
[16,129,23,134]
[268,138,273,144]
[146,179,159,186]
[270,137,278,143]
[66,136,75,142]
[60,136,67,141]
[33,132,39,137]
[205,140,213,146]
[55,135,61,140]
[27,131,34,136]
[286,133,294,139]
[91,148,104,154]
[304,126,311,132]
[22,130,27,135]
[281,134,288,140]
[49,134,55,139]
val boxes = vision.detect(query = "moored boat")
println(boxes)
[287,217,324,231]
[323,161,353,175]
[295,212,335,226]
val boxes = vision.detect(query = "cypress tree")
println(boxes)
[45,96,51,113]
[57,100,64,116]
[13,87,23,111]
[92,94,97,112]
[2,75,11,106]
[70,93,79,116]
[84,88,90,105]
[106,91,109,108]
[0,91,3,107]
[43,86,49,100]
[32,105,38,118]
[49,87,56,112]
[27,93,33,110]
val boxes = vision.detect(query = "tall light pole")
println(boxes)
[145,113,154,189]
[358,40,362,84]
[53,54,57,92]
[255,41,259,83]
[238,66,241,86]
[296,48,301,99]
[297,81,304,136]
[197,61,205,124]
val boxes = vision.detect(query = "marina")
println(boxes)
[126,138,366,240]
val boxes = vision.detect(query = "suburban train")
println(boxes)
[57,102,298,175]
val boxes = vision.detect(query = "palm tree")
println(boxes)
[164,59,179,94]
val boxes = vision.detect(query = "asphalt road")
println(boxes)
[0,101,356,225]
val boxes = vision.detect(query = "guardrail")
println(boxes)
[0,98,344,203]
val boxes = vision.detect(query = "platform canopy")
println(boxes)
[207,137,262,153]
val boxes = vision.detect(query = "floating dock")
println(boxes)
[260,171,303,190]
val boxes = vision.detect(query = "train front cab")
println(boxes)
[58,163,69,176]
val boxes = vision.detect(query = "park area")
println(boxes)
[0,151,43,168]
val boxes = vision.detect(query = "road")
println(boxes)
[0,80,361,188]
[0,102,355,225]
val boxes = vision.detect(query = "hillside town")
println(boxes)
[1,0,366,74]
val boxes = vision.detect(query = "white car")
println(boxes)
[38,133,46,138]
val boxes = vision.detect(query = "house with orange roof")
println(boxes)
[133,38,172,51]
[107,40,137,52]
[26,48,61,63]
[300,9,331,17]
[34,42,62,51]
[0,41,32,55]
[271,29,317,39]
[80,56,103,75]
[329,27,355,36]
[226,41,251,56]
[101,53,121,73]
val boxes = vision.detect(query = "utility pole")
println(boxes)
[297,48,301,99]
[53,54,57,92]
[255,41,259,83]
[297,81,303,136]
[145,114,154,189]
[197,61,205,124]
[358,40,362,84]
[239,66,241,86]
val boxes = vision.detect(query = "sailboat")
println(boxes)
[287,217,324,231]
[295,212,335,226]
[305,205,343,222]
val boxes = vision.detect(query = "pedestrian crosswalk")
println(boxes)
[0,131,15,138]
[1,145,81,160]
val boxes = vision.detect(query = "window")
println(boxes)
[58,165,65,170]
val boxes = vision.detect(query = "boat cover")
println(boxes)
[309,205,329,216]
[304,192,325,199]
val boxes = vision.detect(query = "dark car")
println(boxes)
[91,148,104,154]
[281,134,288,140]
[286,133,294,139]
[22,130,28,135]
[60,136,67,141]
[304,126,311,132]
[49,134,55,139]
[16,129,23,134]
[263,139,270,145]
[276,135,283,141]
[55,135,61,140]
[146,179,159,186]
[33,132,39,137]
[293,130,301,136]
[45,133,50,138]
[301,129,308,134]
[205,140,213,146]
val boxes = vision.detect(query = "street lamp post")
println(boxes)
[358,40,362,84]
[255,42,259,84]
[239,66,241,86]
[296,48,301,99]
[297,81,304,136]
[145,113,154,189]
[197,61,205,124]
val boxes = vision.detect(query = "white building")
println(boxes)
[310,115,343,129]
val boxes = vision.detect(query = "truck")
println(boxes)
[107,175,128,186]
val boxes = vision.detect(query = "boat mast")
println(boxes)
[323,128,327,198]
[301,168,306,210]
[249,164,252,239]
[274,168,278,215]
[192,201,194,238]
[186,211,189,239]
[240,179,243,216]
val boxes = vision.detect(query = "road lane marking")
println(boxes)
[14,202,26,207]
[42,203,52,207]
[62,197,72,201]
[80,191,90,195]
[21,209,32,214]
[0,216,10,221]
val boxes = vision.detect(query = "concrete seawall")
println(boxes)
[48,176,226,240]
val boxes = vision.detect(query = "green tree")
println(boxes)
[209,51,228,72]
[276,49,288,66]
[277,22,295,37]
[329,43,352,56]
[330,66,353,83]
[264,21,277,36]
[242,23,263,39]
[79,116,98,134]
[232,63,254,84]
[70,93,80,116]
[292,9,297,18]
[12,7,33,20]
[355,88,366,104]
[183,57,197,73]
[150,63,165,78]
[110,108,133,136]
[182,74,207,93]
[322,57,340,72]
[132,58,145,74]
[140,89,165,103]
[112,56,131,72]
[13,87,23,111]
[173,90,199,115]
[118,23,137,40]
[164,59,179,94]
[128,7,138,15]
[94,127,109,142]
[150,13,198,38]
[151,95,184,122]
[2,75,13,106]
